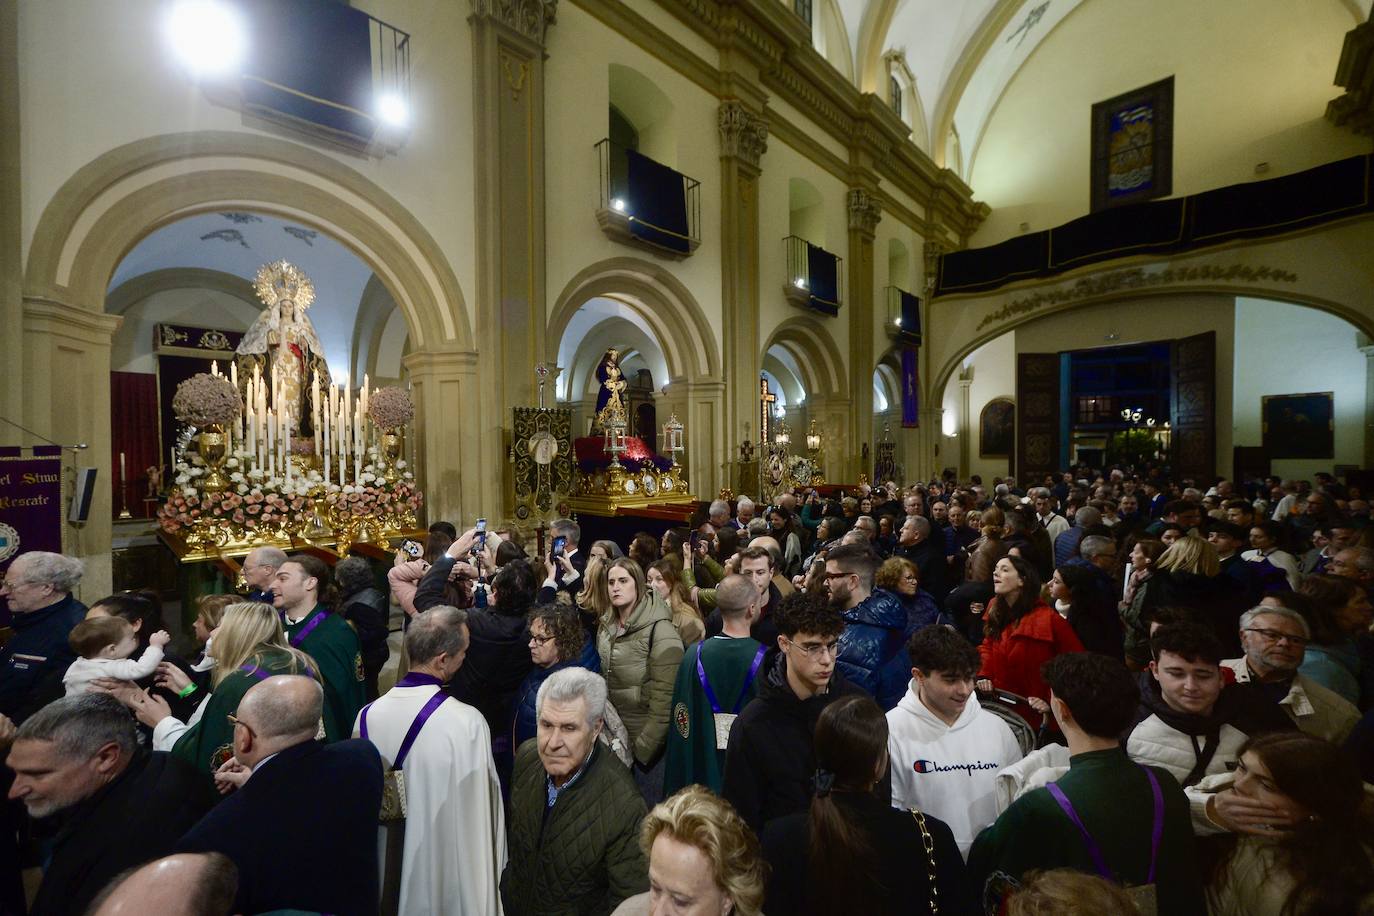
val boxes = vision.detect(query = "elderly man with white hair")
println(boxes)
[1223,604,1359,743]
[354,606,505,916]
[0,551,87,723]
[502,668,647,915]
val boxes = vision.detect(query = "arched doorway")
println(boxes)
[23,131,475,594]
[549,257,721,495]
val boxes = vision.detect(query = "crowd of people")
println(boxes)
[0,467,1372,915]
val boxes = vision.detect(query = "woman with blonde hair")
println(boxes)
[105,601,322,775]
[576,555,613,628]
[648,555,706,646]
[612,785,768,916]
[1136,534,1247,656]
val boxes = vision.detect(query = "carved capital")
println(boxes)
[470,0,558,45]
[718,100,769,169]
[846,188,881,236]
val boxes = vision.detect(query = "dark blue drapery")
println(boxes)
[626,149,691,254]
[807,243,839,315]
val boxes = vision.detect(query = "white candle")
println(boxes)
[211,360,219,377]
[119,452,126,483]
[266,408,275,477]
[170,446,176,474]
[230,361,238,389]
[323,408,331,483]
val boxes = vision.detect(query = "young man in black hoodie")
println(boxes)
[721,591,879,833]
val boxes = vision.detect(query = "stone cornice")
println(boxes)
[719,100,770,169]
[638,0,986,241]
[470,0,559,46]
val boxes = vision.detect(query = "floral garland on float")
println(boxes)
[157,368,423,559]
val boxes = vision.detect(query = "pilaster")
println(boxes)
[469,0,557,517]
[718,100,769,491]
[402,347,481,526]
[916,407,946,481]
[21,298,121,602]
[957,369,973,479]
[0,0,20,420]
[846,187,881,482]
[806,395,853,486]
[661,378,727,498]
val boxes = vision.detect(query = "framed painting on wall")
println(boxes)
[980,398,1016,458]
[1262,392,1334,459]
[1090,76,1174,212]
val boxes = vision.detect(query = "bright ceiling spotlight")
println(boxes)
[376,91,409,128]
[164,0,247,79]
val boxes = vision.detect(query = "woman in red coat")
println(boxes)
[976,555,1084,724]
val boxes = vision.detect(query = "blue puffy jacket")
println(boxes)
[874,589,954,708]
[511,638,602,747]
[835,588,910,710]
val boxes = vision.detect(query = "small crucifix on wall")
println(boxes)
[759,377,776,448]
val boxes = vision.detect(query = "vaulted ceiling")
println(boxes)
[820,0,1372,178]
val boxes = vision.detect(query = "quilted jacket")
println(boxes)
[501,739,648,916]
[597,591,685,766]
[835,588,909,707]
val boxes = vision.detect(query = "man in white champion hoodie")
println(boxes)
[886,624,1024,858]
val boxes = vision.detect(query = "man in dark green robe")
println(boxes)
[968,653,1205,916]
[272,556,367,740]
[664,575,764,795]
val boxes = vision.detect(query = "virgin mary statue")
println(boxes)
[235,260,331,438]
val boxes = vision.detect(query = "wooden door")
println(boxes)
[1172,331,1215,482]
[1017,353,1060,484]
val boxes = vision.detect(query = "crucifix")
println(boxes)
[759,376,776,447]
[535,363,550,409]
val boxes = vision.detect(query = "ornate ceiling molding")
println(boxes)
[975,263,1300,331]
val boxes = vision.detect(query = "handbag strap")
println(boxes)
[360,688,448,770]
[908,809,940,915]
[1045,766,1165,884]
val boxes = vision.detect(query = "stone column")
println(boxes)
[1360,341,1374,468]
[469,0,557,518]
[22,298,121,601]
[402,347,480,527]
[909,239,950,482]
[718,101,769,491]
[917,407,946,481]
[806,395,853,486]
[846,188,882,482]
[957,368,973,479]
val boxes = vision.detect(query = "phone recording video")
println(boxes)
[551,535,567,557]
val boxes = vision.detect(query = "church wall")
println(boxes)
[941,332,1017,484]
[18,0,480,340]
[110,288,259,374]
[1232,297,1367,482]
[966,0,1371,248]
[543,2,725,366]
[758,139,852,371]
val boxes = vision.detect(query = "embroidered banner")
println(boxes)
[0,451,64,627]
[901,347,919,428]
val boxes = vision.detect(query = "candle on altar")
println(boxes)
[211,360,219,376]
[119,452,126,484]
[170,446,176,475]
[311,373,321,458]
[323,408,331,483]
[230,361,238,389]
[266,408,275,477]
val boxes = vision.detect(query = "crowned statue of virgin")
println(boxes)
[235,260,330,438]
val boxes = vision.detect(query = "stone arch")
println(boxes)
[762,315,848,399]
[547,257,720,383]
[930,283,1374,404]
[25,131,470,351]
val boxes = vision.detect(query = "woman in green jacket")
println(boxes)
[597,558,684,802]
[109,601,321,776]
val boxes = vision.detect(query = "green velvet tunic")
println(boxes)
[662,635,764,796]
[283,604,366,740]
[967,747,1205,915]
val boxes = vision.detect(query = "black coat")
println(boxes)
[721,650,886,833]
[341,586,391,672]
[178,739,383,916]
[761,792,970,916]
[0,594,86,723]
[1139,570,1248,656]
[895,539,949,602]
[31,751,213,916]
